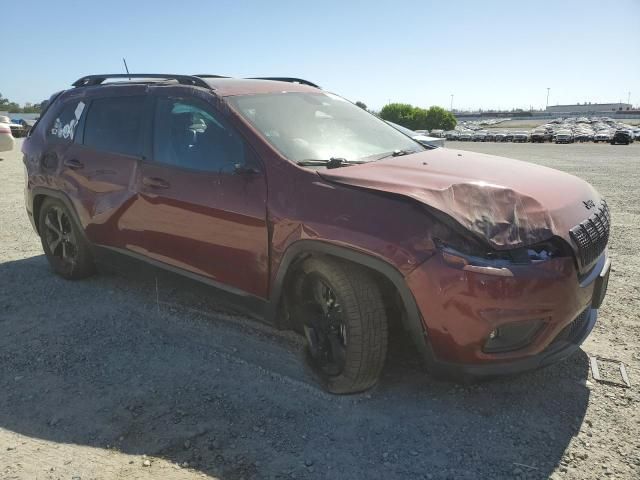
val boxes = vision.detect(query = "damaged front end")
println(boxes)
[317,148,603,259]
[317,148,611,373]
[435,236,572,278]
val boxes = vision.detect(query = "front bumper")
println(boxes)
[424,308,596,378]
[405,251,609,377]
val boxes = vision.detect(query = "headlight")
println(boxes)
[436,237,569,277]
[439,243,515,277]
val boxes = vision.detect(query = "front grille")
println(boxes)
[569,200,610,268]
[552,308,590,345]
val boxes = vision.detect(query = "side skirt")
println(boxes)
[94,245,270,322]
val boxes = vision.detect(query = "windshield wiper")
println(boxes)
[366,149,419,162]
[296,157,364,169]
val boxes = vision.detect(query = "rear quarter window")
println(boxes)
[46,100,86,143]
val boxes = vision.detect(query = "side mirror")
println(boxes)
[234,163,260,175]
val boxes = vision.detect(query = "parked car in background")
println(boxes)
[429,129,444,138]
[472,131,486,142]
[5,118,26,137]
[512,131,529,143]
[593,131,611,143]
[0,119,15,152]
[530,129,547,143]
[504,132,514,142]
[458,131,472,141]
[385,121,445,148]
[610,130,632,145]
[484,132,496,142]
[494,132,506,142]
[555,131,574,144]
[444,130,459,141]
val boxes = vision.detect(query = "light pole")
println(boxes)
[546,87,550,110]
[450,94,454,112]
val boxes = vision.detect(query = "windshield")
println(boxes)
[228,92,423,164]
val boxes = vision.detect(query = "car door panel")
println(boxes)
[39,95,141,249]
[129,93,270,298]
[130,162,268,296]
[58,142,139,248]
[55,92,149,248]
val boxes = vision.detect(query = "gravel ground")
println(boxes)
[1,140,639,480]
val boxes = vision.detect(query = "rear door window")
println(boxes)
[83,96,146,156]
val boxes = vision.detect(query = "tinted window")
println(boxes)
[153,97,245,173]
[47,99,86,143]
[84,96,146,156]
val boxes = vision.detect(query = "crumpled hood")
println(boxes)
[318,148,601,250]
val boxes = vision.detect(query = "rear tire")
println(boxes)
[292,257,388,394]
[39,198,95,280]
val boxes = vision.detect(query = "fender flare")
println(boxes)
[267,240,430,356]
[30,187,89,243]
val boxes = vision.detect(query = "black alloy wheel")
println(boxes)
[299,273,348,376]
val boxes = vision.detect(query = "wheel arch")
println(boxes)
[31,187,88,243]
[267,240,429,355]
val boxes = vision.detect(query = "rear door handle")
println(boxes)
[142,176,170,189]
[64,159,84,170]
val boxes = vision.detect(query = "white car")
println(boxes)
[593,131,612,143]
[385,121,445,148]
[0,118,15,153]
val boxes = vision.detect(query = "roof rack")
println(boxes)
[247,77,321,88]
[72,74,211,89]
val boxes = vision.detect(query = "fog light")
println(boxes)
[483,320,544,353]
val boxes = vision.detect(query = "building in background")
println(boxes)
[546,103,632,114]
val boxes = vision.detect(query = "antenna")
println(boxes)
[122,58,131,80]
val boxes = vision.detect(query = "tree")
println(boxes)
[379,103,457,131]
[355,101,368,110]
[0,93,42,114]
[379,103,419,129]
[423,106,457,131]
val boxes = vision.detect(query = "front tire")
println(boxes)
[39,198,95,280]
[292,257,388,394]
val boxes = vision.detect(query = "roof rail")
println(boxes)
[193,74,230,79]
[72,74,211,89]
[193,75,320,88]
[247,77,321,88]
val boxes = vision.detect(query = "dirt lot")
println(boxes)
[1,140,639,480]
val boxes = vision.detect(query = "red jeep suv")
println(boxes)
[23,74,611,393]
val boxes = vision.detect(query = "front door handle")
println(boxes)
[64,159,84,170]
[142,176,170,189]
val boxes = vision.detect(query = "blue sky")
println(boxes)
[3,0,639,110]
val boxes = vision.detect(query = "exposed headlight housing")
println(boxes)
[435,237,570,277]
